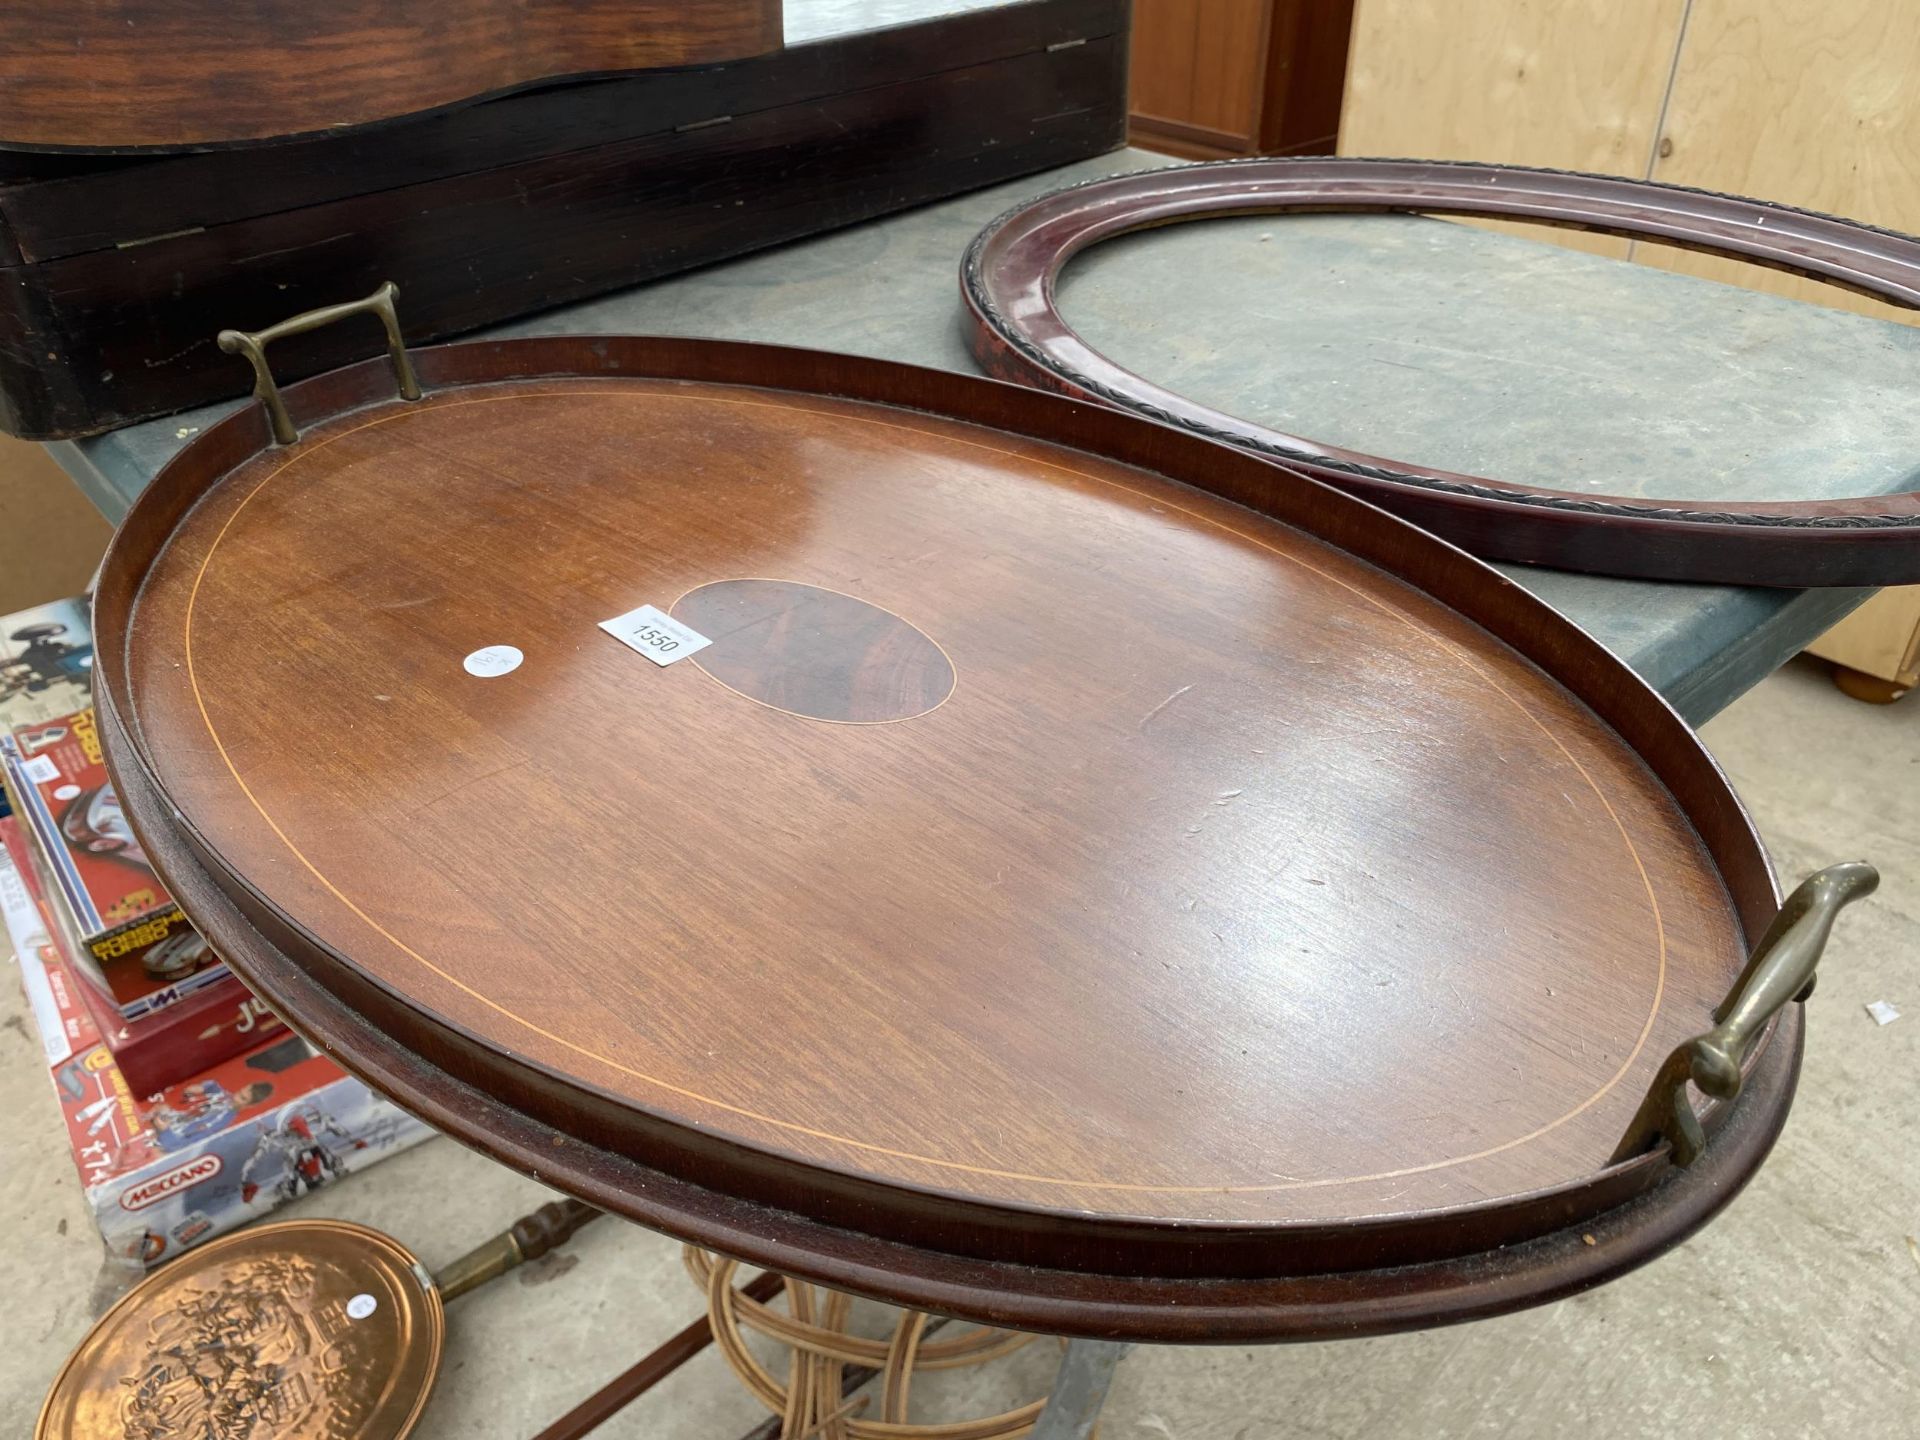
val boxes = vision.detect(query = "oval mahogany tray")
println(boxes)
[962,158,1920,588]
[95,308,1851,1341]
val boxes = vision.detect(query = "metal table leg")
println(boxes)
[1030,1339,1131,1439]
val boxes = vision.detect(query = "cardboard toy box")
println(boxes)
[0,595,95,780]
[4,885,435,1268]
[83,973,289,1100]
[0,595,225,1020]
[2,815,286,1092]
[3,707,226,1018]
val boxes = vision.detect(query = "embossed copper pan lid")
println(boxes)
[92,288,1873,1342]
[37,1220,442,1440]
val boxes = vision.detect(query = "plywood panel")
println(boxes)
[1642,0,1920,328]
[1806,587,1920,684]
[1339,0,1690,259]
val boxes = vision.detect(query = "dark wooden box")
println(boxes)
[0,0,1127,438]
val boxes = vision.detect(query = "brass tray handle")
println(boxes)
[1610,861,1879,1168]
[217,281,422,446]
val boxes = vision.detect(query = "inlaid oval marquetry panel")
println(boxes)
[673,579,955,724]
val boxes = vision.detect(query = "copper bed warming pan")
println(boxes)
[93,284,1875,1344]
[961,158,1920,589]
[36,1201,600,1440]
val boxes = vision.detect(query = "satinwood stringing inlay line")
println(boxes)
[173,380,1670,1196]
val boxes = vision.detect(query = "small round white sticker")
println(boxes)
[347,1293,378,1320]
[463,645,524,678]
[52,784,80,801]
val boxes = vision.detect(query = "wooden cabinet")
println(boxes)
[1808,592,1920,702]
[0,0,1130,438]
[1339,0,1920,696]
[1128,0,1355,159]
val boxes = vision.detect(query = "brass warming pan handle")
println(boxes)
[436,1198,602,1302]
[217,280,422,445]
[1610,861,1879,1167]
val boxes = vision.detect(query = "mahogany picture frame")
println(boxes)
[962,158,1920,588]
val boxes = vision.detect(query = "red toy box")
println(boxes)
[2,847,434,1269]
[83,975,289,1099]
[3,706,225,1018]
[1,815,285,1092]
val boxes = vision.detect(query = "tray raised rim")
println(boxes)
[93,335,1789,1336]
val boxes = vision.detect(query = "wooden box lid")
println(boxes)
[0,0,782,152]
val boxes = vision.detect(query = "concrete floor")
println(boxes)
[1,655,1914,1437]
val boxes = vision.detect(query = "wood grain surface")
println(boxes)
[1340,0,1688,259]
[673,579,956,724]
[1130,0,1269,146]
[1128,0,1353,161]
[116,369,1750,1230]
[98,677,1803,1342]
[1644,0,1920,327]
[0,0,781,152]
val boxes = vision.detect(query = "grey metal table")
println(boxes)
[47,149,1892,727]
[40,147,1905,1437]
